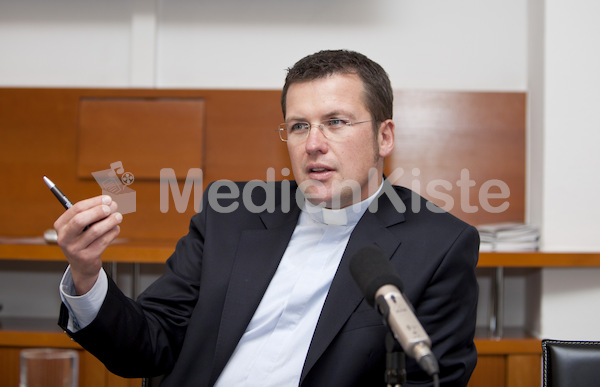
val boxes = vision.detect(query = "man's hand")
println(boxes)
[54,195,122,295]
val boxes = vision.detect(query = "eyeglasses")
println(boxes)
[276,119,374,142]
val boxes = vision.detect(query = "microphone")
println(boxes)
[349,245,439,377]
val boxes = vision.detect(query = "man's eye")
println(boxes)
[290,123,309,132]
[326,119,348,129]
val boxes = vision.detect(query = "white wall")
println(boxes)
[0,1,132,86]
[527,0,600,340]
[0,0,527,90]
[540,269,600,340]
[541,0,600,252]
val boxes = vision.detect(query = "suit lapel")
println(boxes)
[301,185,406,381]
[210,205,301,383]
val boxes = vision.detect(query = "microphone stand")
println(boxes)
[385,331,406,387]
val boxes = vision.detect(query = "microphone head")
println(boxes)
[349,244,404,306]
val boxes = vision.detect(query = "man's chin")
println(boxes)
[298,180,359,209]
[303,192,332,209]
[304,194,354,210]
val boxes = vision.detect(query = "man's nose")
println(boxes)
[305,124,328,153]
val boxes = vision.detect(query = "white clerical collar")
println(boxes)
[302,183,384,226]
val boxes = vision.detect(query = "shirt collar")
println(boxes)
[302,183,384,226]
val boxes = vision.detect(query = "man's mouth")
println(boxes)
[307,165,334,180]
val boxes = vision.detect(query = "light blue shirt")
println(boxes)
[60,266,108,331]
[215,188,381,386]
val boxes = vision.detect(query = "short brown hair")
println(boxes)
[281,50,393,124]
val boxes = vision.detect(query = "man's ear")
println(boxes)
[378,119,395,158]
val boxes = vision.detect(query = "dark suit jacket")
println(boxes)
[59,180,479,386]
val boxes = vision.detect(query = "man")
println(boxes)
[55,50,479,386]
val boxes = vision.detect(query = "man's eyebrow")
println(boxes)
[324,111,354,119]
[285,111,354,122]
[285,116,307,123]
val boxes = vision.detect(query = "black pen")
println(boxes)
[43,176,73,209]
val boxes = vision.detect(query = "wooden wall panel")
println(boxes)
[77,97,205,179]
[468,355,506,387]
[0,88,524,242]
[468,353,541,387]
[0,88,286,241]
[201,89,290,183]
[507,354,541,387]
[0,346,141,387]
[0,347,20,387]
[386,91,526,226]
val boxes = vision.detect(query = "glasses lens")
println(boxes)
[322,119,347,137]
[281,122,311,142]
[278,124,288,141]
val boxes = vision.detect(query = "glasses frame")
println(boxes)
[276,119,374,142]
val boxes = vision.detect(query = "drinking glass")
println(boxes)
[19,348,79,387]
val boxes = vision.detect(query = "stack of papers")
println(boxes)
[477,222,540,252]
